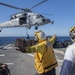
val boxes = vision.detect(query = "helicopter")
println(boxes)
[0,0,54,32]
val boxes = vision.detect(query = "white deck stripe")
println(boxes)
[27,54,34,57]
[3,44,11,48]
[4,63,13,65]
[54,49,64,55]
[0,54,5,56]
[57,60,63,62]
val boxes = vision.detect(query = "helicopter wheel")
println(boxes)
[35,26,38,30]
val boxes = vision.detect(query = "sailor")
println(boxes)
[60,26,75,75]
[25,30,58,75]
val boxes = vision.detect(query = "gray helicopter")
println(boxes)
[0,0,54,32]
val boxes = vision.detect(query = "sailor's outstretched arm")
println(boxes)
[25,45,37,53]
[25,44,45,53]
[49,35,56,45]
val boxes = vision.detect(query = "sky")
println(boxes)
[0,0,75,37]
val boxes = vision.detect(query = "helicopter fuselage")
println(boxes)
[0,12,52,31]
[0,0,54,32]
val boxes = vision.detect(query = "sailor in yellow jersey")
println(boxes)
[26,30,58,75]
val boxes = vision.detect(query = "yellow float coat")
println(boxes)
[26,36,58,74]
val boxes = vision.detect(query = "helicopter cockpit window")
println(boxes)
[36,15,40,19]
[40,15,44,17]
[10,15,17,20]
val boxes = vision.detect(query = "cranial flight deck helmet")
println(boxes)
[34,30,46,42]
[69,26,75,40]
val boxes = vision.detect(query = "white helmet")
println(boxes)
[34,30,46,42]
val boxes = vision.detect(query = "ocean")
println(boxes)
[0,36,33,46]
[56,36,71,42]
[0,36,71,46]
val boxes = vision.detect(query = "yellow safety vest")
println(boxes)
[26,36,58,74]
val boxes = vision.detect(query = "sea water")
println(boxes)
[0,36,71,46]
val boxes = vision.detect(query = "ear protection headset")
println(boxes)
[69,26,75,40]
[34,31,40,41]
[34,30,46,41]
[34,35,38,41]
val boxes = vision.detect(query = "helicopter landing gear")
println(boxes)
[35,23,38,30]
[35,26,38,30]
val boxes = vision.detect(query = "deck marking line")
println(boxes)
[0,54,5,56]
[4,44,11,48]
[4,63,13,65]
[54,49,64,55]
[27,54,34,57]
[57,59,63,62]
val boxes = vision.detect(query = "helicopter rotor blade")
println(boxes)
[0,0,48,12]
[30,0,48,10]
[0,2,25,11]
[41,13,54,16]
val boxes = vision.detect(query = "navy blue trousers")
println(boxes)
[35,68,56,75]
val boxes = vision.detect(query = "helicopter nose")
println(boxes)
[42,19,46,22]
[42,18,51,24]
[47,18,51,23]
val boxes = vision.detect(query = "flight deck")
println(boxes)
[0,44,65,75]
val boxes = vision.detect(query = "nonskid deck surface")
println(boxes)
[0,44,66,75]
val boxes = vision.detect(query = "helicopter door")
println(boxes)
[19,17,27,25]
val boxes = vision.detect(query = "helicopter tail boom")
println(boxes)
[0,18,20,28]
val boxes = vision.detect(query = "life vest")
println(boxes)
[26,36,58,74]
[34,41,58,74]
